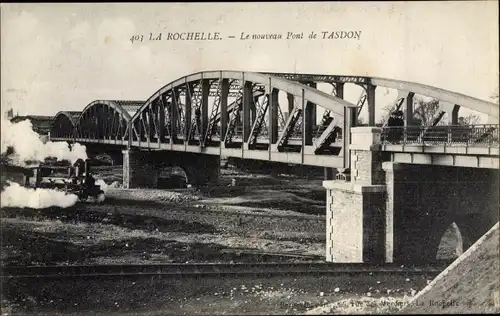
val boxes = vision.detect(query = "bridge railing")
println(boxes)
[380,124,499,146]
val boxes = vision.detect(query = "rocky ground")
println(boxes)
[2,271,435,316]
[0,165,462,315]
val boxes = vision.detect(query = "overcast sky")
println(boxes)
[1,2,498,122]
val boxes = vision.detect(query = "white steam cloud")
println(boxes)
[1,111,89,209]
[95,179,108,203]
[96,179,109,194]
[1,116,87,166]
[1,181,79,209]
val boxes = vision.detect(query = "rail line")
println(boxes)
[2,262,449,279]
[219,249,324,260]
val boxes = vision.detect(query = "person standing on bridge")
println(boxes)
[389,110,405,143]
[387,113,397,143]
[387,111,402,143]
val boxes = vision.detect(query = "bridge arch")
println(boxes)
[262,72,499,126]
[369,77,499,119]
[157,165,189,189]
[77,100,144,141]
[426,211,495,263]
[50,111,80,139]
[132,71,355,122]
[129,71,358,167]
[436,222,463,261]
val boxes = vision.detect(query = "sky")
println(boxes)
[1,2,499,122]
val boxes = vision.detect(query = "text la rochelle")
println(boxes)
[130,32,222,43]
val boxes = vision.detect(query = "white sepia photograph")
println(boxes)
[1,2,499,315]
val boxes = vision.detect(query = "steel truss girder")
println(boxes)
[51,114,77,139]
[224,83,244,145]
[187,80,204,142]
[179,90,241,98]
[223,82,267,145]
[314,118,342,154]
[248,93,270,147]
[60,72,371,170]
[127,72,357,153]
[212,85,266,126]
[171,86,184,140]
[204,79,223,145]
[276,102,303,151]
[316,83,344,139]
[129,72,356,149]
[78,105,128,142]
[356,90,367,116]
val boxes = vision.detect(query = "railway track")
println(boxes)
[2,262,449,279]
[219,249,324,260]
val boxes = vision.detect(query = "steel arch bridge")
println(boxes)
[49,70,499,169]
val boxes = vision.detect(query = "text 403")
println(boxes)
[130,35,144,43]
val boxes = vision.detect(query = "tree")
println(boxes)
[378,96,484,126]
[355,116,365,126]
[377,97,441,126]
[378,103,395,126]
[457,114,481,126]
[413,98,441,126]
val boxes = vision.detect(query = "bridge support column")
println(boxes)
[122,149,158,189]
[324,167,336,180]
[324,181,386,263]
[366,85,376,126]
[381,162,402,263]
[324,127,388,263]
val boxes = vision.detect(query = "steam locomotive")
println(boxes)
[27,158,105,202]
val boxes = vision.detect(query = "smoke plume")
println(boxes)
[95,179,108,203]
[1,115,87,166]
[1,181,79,209]
[1,112,89,209]
[96,179,109,194]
